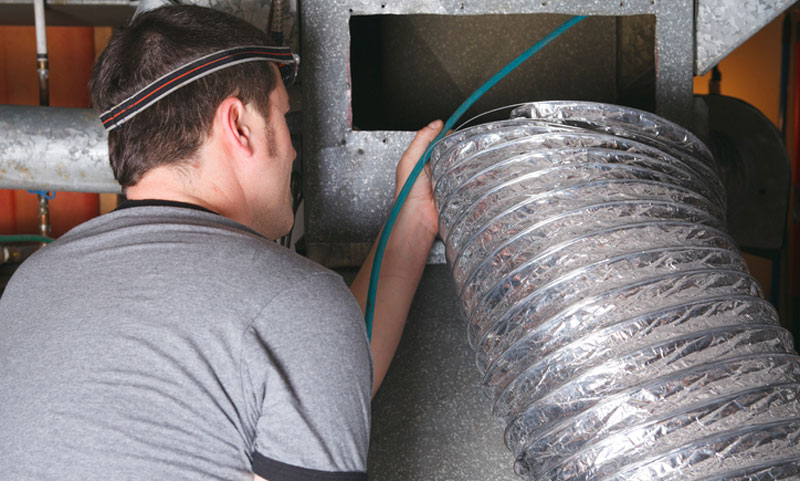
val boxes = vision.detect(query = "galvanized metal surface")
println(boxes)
[696,0,795,75]
[367,264,518,481]
[133,0,298,47]
[354,15,619,131]
[654,0,693,125]
[302,0,694,267]
[0,106,120,193]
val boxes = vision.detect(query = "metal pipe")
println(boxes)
[2,245,40,265]
[32,0,53,239]
[36,193,51,239]
[268,0,285,44]
[3,0,297,195]
[430,101,800,480]
[132,0,170,19]
[0,105,119,193]
[33,0,48,107]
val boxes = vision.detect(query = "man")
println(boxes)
[0,6,442,481]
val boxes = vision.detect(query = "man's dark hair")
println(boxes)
[91,5,277,189]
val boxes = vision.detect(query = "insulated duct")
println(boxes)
[0,105,118,193]
[429,101,800,480]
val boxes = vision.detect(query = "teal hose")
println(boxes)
[0,235,54,244]
[364,15,587,340]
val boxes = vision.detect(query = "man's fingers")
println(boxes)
[396,120,445,198]
[401,120,444,165]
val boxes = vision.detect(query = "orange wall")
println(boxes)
[0,26,100,238]
[694,15,784,126]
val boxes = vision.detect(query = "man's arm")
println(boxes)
[350,120,444,397]
[251,124,441,480]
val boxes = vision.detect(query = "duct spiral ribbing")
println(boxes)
[429,102,800,480]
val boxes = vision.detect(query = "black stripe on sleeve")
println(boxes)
[252,452,367,481]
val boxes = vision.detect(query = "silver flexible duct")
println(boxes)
[429,101,800,480]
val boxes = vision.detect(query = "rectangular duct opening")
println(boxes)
[350,14,655,131]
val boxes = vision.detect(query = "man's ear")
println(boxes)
[214,96,256,157]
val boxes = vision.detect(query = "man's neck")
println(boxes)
[115,198,219,215]
[125,164,237,219]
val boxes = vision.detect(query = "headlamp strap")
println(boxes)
[99,45,296,131]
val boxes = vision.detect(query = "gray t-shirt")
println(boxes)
[0,203,372,481]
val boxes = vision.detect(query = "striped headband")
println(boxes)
[100,45,299,131]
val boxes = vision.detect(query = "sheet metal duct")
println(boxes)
[300,0,795,267]
[132,0,299,41]
[0,105,119,193]
[696,0,796,75]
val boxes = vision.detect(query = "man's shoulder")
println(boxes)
[28,205,336,294]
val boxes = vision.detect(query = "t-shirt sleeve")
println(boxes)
[241,272,372,481]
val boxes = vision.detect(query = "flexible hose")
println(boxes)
[430,101,800,480]
[365,15,587,340]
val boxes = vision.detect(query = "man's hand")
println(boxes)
[395,120,444,238]
[350,120,445,397]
